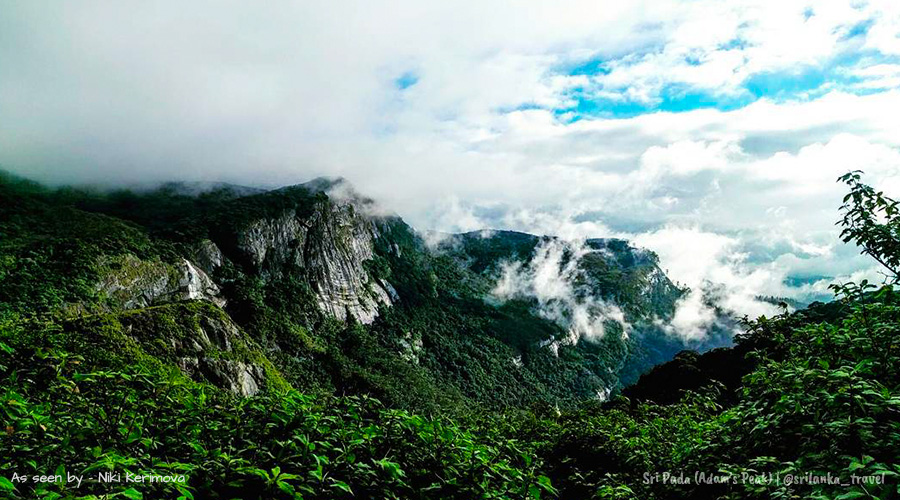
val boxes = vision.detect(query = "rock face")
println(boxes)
[192,239,224,275]
[234,198,396,324]
[96,255,226,310]
[304,202,394,324]
[178,259,224,305]
[172,310,268,397]
[98,184,397,325]
[179,357,265,397]
[237,211,307,270]
[114,302,269,397]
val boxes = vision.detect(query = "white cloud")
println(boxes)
[846,63,900,90]
[634,227,780,321]
[492,238,629,345]
[864,0,900,56]
[636,139,744,180]
[665,289,718,341]
[580,0,877,104]
[1,0,899,326]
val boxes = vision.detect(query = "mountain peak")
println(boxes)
[298,176,349,193]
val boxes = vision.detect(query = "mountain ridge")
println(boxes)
[0,172,735,408]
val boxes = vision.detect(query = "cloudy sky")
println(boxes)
[2,0,900,312]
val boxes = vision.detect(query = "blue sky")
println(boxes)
[1,0,900,336]
[544,15,895,120]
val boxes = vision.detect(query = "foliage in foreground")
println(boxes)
[0,319,554,500]
[5,281,899,499]
[511,283,900,499]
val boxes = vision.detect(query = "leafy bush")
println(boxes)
[0,322,556,500]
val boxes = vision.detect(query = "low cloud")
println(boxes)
[663,289,718,341]
[1,0,898,330]
[491,238,629,346]
[634,226,782,335]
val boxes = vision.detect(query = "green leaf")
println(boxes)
[175,484,194,500]
[276,481,295,495]
[536,475,556,493]
[117,488,143,500]
[331,480,353,494]
[835,491,867,500]
[0,477,16,491]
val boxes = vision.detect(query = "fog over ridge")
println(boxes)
[3,0,900,321]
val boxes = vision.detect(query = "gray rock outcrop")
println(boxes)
[114,302,268,397]
[234,198,396,324]
[192,239,225,275]
[178,357,265,397]
[96,255,226,310]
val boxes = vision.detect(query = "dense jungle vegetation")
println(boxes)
[1,171,898,499]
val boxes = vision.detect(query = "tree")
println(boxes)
[837,171,900,283]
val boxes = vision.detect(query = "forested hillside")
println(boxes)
[1,171,898,499]
[0,171,728,410]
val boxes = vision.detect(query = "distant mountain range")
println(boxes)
[0,172,738,410]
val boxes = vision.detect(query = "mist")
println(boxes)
[491,238,630,346]
[3,1,900,323]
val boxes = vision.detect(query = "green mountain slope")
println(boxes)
[0,173,732,411]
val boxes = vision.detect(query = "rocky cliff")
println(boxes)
[96,254,225,310]
[228,188,396,324]
[87,179,400,325]
[63,302,280,397]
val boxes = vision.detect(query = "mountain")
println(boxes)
[0,173,736,410]
[2,170,898,500]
